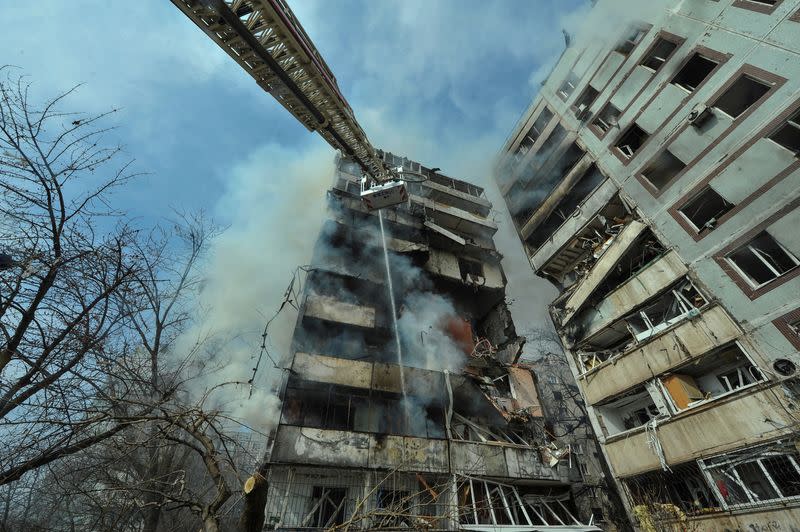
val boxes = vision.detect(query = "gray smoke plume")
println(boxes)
[172,142,334,433]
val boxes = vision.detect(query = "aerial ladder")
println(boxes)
[170,0,414,210]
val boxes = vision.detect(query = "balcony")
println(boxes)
[580,305,741,405]
[271,426,449,473]
[532,180,619,276]
[568,250,688,346]
[602,382,798,478]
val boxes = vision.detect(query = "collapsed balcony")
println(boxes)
[535,193,629,285]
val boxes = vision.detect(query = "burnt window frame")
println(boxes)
[768,108,800,156]
[558,71,580,101]
[639,149,687,192]
[590,102,622,139]
[614,26,649,56]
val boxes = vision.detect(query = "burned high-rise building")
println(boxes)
[496,0,800,529]
[259,152,602,530]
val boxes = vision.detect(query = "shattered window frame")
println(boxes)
[699,443,800,510]
[623,279,707,344]
[725,231,800,288]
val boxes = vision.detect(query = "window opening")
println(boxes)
[626,462,720,516]
[558,72,579,100]
[702,444,800,509]
[596,386,665,435]
[641,38,678,72]
[659,343,762,412]
[615,27,647,56]
[574,86,600,118]
[641,149,686,190]
[616,124,649,159]
[593,103,621,133]
[515,107,554,159]
[726,231,800,288]
[679,187,735,233]
[769,109,800,155]
[671,53,718,93]
[305,487,348,528]
[625,280,706,343]
[458,257,484,281]
[714,75,771,119]
[376,490,412,528]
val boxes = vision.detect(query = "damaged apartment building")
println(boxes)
[495,0,800,530]
[258,152,603,530]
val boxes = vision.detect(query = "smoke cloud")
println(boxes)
[173,141,334,433]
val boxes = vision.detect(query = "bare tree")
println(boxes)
[0,69,265,532]
[0,66,148,486]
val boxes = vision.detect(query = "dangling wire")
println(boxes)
[248,265,314,398]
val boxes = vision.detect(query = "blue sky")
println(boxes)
[2,1,590,401]
[3,0,585,219]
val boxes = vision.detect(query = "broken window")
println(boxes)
[726,231,800,288]
[457,477,586,527]
[375,490,412,528]
[626,462,720,516]
[769,109,800,155]
[516,107,554,160]
[458,257,484,282]
[524,164,607,251]
[640,38,678,72]
[593,102,621,133]
[713,75,771,119]
[615,123,649,159]
[701,444,800,509]
[679,187,735,233]
[615,27,647,56]
[558,71,580,100]
[280,383,371,432]
[592,229,667,302]
[574,86,599,117]
[304,487,348,528]
[659,343,763,412]
[641,149,686,190]
[596,386,665,435]
[671,53,718,92]
[625,279,707,343]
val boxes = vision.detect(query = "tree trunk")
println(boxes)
[238,474,268,532]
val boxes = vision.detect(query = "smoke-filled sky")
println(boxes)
[2,0,605,426]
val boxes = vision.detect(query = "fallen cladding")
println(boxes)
[260,152,600,530]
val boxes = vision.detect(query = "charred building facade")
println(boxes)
[495,0,800,530]
[259,153,601,530]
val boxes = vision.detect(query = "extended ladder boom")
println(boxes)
[171,0,391,181]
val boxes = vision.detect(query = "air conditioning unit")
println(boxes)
[688,104,713,128]
[575,103,590,120]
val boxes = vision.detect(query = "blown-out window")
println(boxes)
[671,53,717,93]
[713,75,771,119]
[769,109,800,155]
[726,231,799,288]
